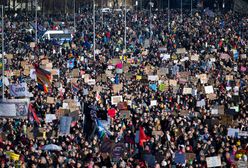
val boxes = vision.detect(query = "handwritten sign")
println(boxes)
[111,96,123,105]
[206,156,221,168]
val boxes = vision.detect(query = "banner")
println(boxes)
[10,83,28,97]
[0,99,29,118]
[206,156,221,168]
[59,116,72,135]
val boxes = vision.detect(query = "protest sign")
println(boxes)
[190,54,199,61]
[117,102,128,110]
[6,54,13,59]
[71,69,80,77]
[10,83,28,97]
[226,75,233,81]
[238,131,248,137]
[56,109,70,119]
[148,75,158,81]
[160,53,170,60]
[178,71,190,79]
[196,99,206,107]
[169,80,177,86]
[235,161,247,168]
[204,86,214,94]
[206,156,221,167]
[183,88,192,95]
[211,108,218,115]
[150,100,157,106]
[45,114,57,123]
[59,116,72,135]
[185,153,196,161]
[227,128,239,137]
[119,110,131,119]
[111,143,125,162]
[100,138,114,153]
[207,93,217,100]
[113,83,123,93]
[199,74,208,84]
[152,131,164,136]
[30,42,36,48]
[0,99,29,118]
[47,97,55,104]
[176,48,186,54]
[174,152,186,164]
[220,115,233,126]
[111,96,123,105]
[218,105,225,115]
[5,151,20,161]
[157,68,169,76]
[87,79,96,85]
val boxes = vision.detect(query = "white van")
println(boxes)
[42,30,73,43]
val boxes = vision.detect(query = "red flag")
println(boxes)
[139,126,150,147]
[28,104,40,125]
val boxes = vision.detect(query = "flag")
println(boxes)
[67,58,75,69]
[35,65,51,86]
[37,78,49,93]
[28,103,41,125]
[96,119,111,139]
[71,82,79,93]
[139,126,150,147]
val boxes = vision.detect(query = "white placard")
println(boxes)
[205,86,214,94]
[87,79,96,85]
[227,128,239,137]
[45,114,57,123]
[0,99,29,118]
[206,156,221,168]
[150,100,157,106]
[238,131,248,137]
[160,54,170,60]
[148,75,159,81]
[211,108,218,115]
[111,96,123,105]
[10,83,28,97]
[183,88,192,95]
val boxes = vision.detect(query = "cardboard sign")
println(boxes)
[178,71,190,79]
[191,54,199,61]
[185,153,196,161]
[169,80,177,86]
[71,69,80,77]
[152,131,164,136]
[226,75,233,81]
[199,74,208,84]
[113,83,123,93]
[235,161,248,168]
[218,105,225,115]
[47,97,55,104]
[148,75,158,81]
[119,110,131,119]
[207,93,217,100]
[117,102,128,110]
[176,48,186,54]
[205,86,214,94]
[111,96,123,105]
[220,115,233,126]
[206,156,221,168]
[56,109,70,119]
[183,88,192,95]
[6,54,13,59]
[157,68,169,76]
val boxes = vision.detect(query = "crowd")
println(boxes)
[0,6,247,168]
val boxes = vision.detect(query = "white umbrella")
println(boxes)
[42,144,62,151]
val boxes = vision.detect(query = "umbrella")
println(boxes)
[42,144,62,151]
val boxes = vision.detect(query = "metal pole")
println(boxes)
[191,0,192,16]
[124,0,126,58]
[101,0,103,26]
[149,0,152,40]
[35,0,38,43]
[74,0,76,32]
[93,0,96,61]
[168,0,170,31]
[1,5,4,100]
[181,0,182,23]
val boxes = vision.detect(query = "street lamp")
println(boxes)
[1,5,4,100]
[93,0,96,61]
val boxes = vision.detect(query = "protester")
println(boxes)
[0,6,247,168]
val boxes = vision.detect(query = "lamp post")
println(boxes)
[1,5,4,100]
[123,0,127,59]
[168,0,170,31]
[35,0,38,43]
[93,0,96,61]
